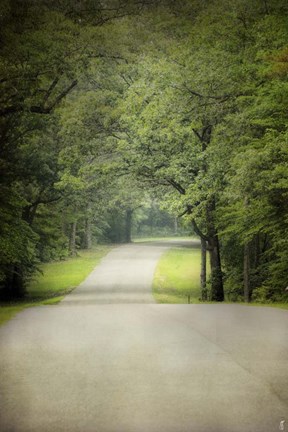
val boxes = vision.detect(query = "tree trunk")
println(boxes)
[263,0,269,14]
[208,235,224,301]
[83,202,92,249]
[206,197,224,302]
[192,125,224,301]
[174,216,178,235]
[253,233,260,269]
[84,217,92,249]
[200,238,207,300]
[243,243,250,303]
[22,203,38,226]
[192,217,224,302]
[3,266,26,299]
[125,209,133,243]
[69,221,77,256]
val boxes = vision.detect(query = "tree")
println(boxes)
[1,0,288,304]
[0,0,95,296]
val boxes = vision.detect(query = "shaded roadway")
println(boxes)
[0,240,287,432]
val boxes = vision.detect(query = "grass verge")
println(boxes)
[133,236,193,243]
[153,246,288,310]
[244,302,288,310]
[0,246,112,326]
[153,246,204,303]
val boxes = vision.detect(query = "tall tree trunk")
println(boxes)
[3,204,39,299]
[22,203,38,226]
[84,202,92,250]
[3,265,26,299]
[206,197,224,302]
[174,216,178,235]
[149,207,153,235]
[69,221,77,257]
[207,235,224,301]
[243,243,250,303]
[200,237,207,300]
[192,217,224,302]
[263,0,269,14]
[125,209,133,243]
[84,217,92,249]
[192,125,224,300]
[253,233,260,269]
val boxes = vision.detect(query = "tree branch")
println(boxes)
[43,76,60,104]
[172,83,244,101]
[0,80,78,117]
[191,218,209,242]
[166,178,186,195]
[0,106,20,117]
[43,79,78,112]
[178,205,209,241]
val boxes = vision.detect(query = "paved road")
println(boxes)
[0,241,287,432]
[61,241,172,305]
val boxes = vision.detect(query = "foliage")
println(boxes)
[1,0,288,303]
[0,246,112,325]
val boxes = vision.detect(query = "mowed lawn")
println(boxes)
[0,246,112,325]
[28,246,112,299]
[153,246,288,309]
[153,246,206,303]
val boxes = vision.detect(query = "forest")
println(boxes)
[0,0,288,304]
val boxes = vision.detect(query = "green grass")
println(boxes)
[133,236,193,243]
[0,246,112,326]
[153,247,205,303]
[28,246,111,299]
[0,305,29,326]
[244,302,288,310]
[153,246,288,310]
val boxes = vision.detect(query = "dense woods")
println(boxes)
[1,0,288,303]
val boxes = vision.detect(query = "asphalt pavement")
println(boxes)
[0,241,287,432]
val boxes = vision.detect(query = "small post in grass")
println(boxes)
[188,294,190,304]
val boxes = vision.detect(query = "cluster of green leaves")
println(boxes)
[1,0,288,302]
[0,0,172,298]
[0,245,112,325]
[0,0,87,296]
[109,0,288,302]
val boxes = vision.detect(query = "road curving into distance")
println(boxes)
[0,240,287,432]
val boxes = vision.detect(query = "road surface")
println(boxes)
[0,241,287,432]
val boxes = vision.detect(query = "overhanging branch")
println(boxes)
[166,178,186,195]
[191,219,209,242]
[0,79,78,117]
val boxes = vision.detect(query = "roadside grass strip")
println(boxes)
[153,247,204,304]
[153,246,288,309]
[0,246,112,325]
[133,236,192,243]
